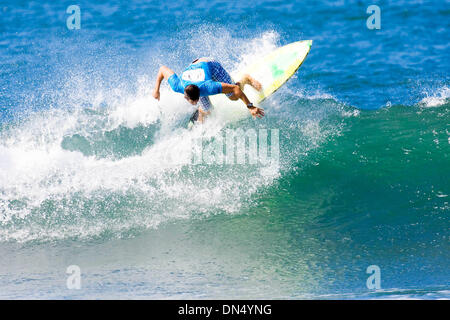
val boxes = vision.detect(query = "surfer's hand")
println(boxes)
[152,89,160,101]
[249,107,265,119]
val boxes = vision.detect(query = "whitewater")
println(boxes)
[0,0,448,299]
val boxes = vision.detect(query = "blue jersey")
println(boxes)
[167,62,223,97]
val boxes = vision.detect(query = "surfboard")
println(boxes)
[188,40,313,127]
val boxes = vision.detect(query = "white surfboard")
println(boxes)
[208,40,313,123]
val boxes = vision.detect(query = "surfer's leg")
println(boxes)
[187,95,211,125]
[208,61,238,100]
[209,61,244,100]
[237,74,262,91]
[209,61,233,84]
[209,61,261,100]
[196,96,211,123]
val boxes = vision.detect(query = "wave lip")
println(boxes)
[419,86,450,108]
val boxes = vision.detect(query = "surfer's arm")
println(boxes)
[221,83,252,104]
[197,106,210,123]
[152,66,175,100]
[221,83,265,118]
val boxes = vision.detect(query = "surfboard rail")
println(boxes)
[192,40,313,125]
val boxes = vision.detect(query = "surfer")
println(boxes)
[152,58,265,123]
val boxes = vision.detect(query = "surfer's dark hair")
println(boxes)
[184,84,200,101]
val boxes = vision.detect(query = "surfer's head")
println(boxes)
[184,84,200,105]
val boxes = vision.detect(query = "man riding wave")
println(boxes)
[152,58,265,123]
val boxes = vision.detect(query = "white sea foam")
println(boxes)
[0,31,340,242]
[420,86,450,108]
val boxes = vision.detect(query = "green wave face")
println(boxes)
[0,81,448,299]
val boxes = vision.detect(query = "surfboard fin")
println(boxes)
[187,109,199,129]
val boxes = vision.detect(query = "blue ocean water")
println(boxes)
[0,0,449,299]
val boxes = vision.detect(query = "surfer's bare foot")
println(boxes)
[239,74,262,91]
[249,76,262,91]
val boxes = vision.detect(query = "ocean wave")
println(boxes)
[0,31,343,243]
[2,25,447,244]
[419,86,450,108]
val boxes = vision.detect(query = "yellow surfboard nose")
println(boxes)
[209,39,313,123]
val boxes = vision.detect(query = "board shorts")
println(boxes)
[197,60,234,112]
